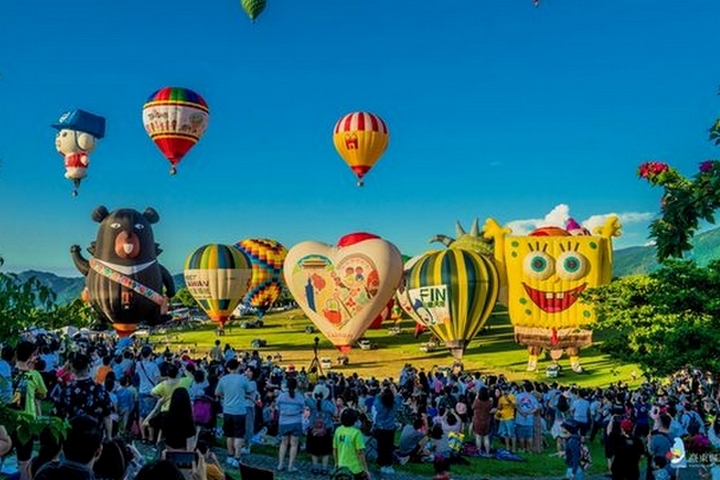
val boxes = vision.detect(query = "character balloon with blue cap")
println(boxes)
[52,109,106,197]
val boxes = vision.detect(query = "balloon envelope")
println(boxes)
[142,87,209,173]
[284,234,403,354]
[241,0,267,21]
[184,244,252,327]
[333,111,389,186]
[234,238,288,318]
[406,249,499,359]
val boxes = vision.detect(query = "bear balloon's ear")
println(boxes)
[143,207,160,224]
[92,206,109,223]
[88,241,96,256]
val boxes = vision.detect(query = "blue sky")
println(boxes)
[1,0,719,276]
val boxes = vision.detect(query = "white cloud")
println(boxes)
[507,204,570,235]
[507,204,654,236]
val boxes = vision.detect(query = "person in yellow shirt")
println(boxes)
[495,384,516,453]
[145,363,192,444]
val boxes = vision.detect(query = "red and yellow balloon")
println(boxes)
[333,111,389,187]
[142,87,209,175]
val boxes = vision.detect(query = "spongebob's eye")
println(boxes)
[61,131,68,137]
[523,251,554,280]
[557,252,588,280]
[110,223,121,229]
[134,223,145,231]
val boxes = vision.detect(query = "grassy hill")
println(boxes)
[612,226,720,277]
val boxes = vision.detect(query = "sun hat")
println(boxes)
[313,384,330,400]
[621,419,634,434]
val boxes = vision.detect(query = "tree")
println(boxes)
[583,260,720,378]
[0,273,57,345]
[173,287,198,308]
[639,89,720,261]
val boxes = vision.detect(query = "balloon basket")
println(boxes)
[169,166,177,175]
[71,189,78,198]
[357,180,364,187]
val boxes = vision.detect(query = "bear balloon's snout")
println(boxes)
[114,231,140,259]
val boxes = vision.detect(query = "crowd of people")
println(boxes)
[1,330,719,480]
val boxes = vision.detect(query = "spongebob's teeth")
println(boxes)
[545,292,554,299]
[557,292,564,299]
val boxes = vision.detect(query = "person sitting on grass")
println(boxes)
[397,417,430,464]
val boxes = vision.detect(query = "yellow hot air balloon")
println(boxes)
[333,111,389,187]
[184,244,252,328]
[406,249,500,360]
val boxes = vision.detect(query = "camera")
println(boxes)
[166,451,197,470]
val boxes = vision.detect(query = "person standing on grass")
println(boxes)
[214,358,252,468]
[495,383,516,452]
[306,383,337,474]
[514,382,539,453]
[373,381,402,475]
[276,377,305,473]
[334,408,371,480]
[136,345,161,444]
[472,387,495,457]
[243,366,258,454]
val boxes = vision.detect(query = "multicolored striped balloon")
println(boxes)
[406,249,499,359]
[234,238,288,318]
[142,87,209,174]
[183,244,252,327]
[241,0,267,22]
[333,111,389,187]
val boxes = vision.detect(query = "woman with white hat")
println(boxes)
[306,383,337,475]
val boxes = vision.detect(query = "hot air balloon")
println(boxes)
[368,298,394,329]
[406,249,499,360]
[52,109,106,197]
[70,206,175,337]
[184,244,252,328]
[395,254,427,331]
[333,111,389,187]
[142,87,209,175]
[284,232,403,354]
[234,238,288,318]
[241,0,266,22]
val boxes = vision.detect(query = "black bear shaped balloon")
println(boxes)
[71,206,176,336]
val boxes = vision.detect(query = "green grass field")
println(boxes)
[154,308,641,389]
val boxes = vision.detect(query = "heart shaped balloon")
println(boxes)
[284,233,403,354]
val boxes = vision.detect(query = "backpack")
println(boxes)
[687,412,701,436]
[311,417,327,437]
[579,441,592,471]
[10,371,29,411]
[192,396,213,426]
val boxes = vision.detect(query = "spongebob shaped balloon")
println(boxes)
[484,216,621,373]
[52,109,106,197]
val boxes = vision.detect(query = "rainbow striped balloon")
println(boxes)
[406,249,499,359]
[332,111,389,186]
[183,244,252,327]
[234,238,288,317]
[142,86,210,174]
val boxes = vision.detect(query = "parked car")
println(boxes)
[320,357,333,370]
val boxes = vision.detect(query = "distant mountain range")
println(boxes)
[8,227,720,304]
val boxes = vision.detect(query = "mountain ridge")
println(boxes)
[7,227,720,303]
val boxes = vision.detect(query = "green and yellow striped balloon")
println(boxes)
[184,244,252,327]
[241,0,267,22]
[406,249,499,359]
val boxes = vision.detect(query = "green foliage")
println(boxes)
[584,260,720,378]
[0,272,92,345]
[0,273,57,345]
[173,287,198,308]
[0,405,69,446]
